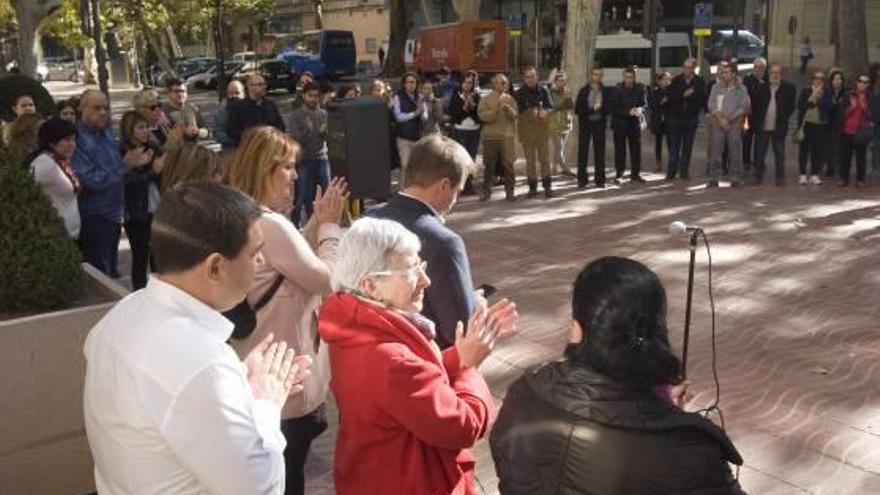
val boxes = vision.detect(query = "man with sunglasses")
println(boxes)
[751,62,796,186]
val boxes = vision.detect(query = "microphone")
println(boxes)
[668,221,701,236]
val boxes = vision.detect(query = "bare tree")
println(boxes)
[562,0,603,95]
[837,0,868,77]
[385,0,409,76]
[451,0,479,21]
[11,0,62,78]
[313,0,324,30]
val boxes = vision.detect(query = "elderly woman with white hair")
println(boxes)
[319,217,517,495]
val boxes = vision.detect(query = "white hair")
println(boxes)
[334,217,422,291]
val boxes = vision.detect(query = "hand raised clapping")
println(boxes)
[244,333,313,408]
[312,177,349,226]
[454,298,518,369]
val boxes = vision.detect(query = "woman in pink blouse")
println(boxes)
[225,125,347,495]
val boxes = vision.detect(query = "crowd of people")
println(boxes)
[2,54,880,495]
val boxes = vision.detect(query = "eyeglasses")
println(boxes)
[149,104,162,110]
[368,261,428,281]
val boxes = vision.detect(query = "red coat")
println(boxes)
[318,293,494,495]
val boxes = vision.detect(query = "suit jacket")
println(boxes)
[750,81,797,135]
[366,194,476,349]
[609,83,647,134]
[574,84,614,129]
[227,97,286,146]
[667,74,707,121]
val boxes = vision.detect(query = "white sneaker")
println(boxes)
[799,175,808,185]
[810,175,822,185]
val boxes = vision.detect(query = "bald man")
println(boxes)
[227,74,285,146]
[72,90,152,277]
[213,80,245,149]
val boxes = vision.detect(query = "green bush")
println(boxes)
[0,151,83,314]
[0,74,55,119]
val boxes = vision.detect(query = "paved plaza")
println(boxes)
[66,81,880,495]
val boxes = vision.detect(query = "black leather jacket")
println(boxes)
[490,361,747,495]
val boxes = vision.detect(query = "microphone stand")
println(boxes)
[681,229,700,378]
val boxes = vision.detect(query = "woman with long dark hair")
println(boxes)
[490,257,746,495]
[826,71,848,179]
[448,71,482,194]
[392,72,425,182]
[119,110,161,290]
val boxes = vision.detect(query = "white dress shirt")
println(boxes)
[83,278,287,494]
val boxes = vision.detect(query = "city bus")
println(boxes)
[275,30,356,79]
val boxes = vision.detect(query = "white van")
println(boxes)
[594,31,692,86]
[380,37,416,68]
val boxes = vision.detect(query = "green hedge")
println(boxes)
[0,74,55,119]
[0,151,83,314]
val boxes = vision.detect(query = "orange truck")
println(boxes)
[413,20,508,75]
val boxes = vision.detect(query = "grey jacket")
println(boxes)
[289,106,329,161]
[708,81,751,127]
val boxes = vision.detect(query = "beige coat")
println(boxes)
[478,90,519,140]
[230,210,341,419]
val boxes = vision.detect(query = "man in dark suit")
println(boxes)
[227,74,286,147]
[666,58,708,181]
[609,66,648,183]
[574,66,615,188]
[367,135,483,349]
[750,62,796,186]
[741,58,767,172]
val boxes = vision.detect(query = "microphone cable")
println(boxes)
[693,230,738,482]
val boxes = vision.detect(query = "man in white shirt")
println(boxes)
[83,182,312,494]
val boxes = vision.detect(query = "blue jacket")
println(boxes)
[366,194,477,349]
[72,122,125,222]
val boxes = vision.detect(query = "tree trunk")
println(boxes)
[451,0,480,21]
[838,0,868,77]
[314,0,324,30]
[562,0,602,96]
[386,0,409,77]
[11,0,62,79]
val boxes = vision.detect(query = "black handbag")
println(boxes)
[853,118,875,146]
[223,274,285,341]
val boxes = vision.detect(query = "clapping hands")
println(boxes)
[312,177,349,226]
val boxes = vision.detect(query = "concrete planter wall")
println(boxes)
[0,264,128,495]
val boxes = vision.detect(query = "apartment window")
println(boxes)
[366,38,378,54]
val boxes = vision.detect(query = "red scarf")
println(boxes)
[53,152,82,194]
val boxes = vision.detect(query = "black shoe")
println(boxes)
[680,173,691,181]
[505,192,517,201]
[752,176,763,186]
[595,182,606,188]
[527,179,539,198]
[706,181,719,188]
[664,177,676,183]
[631,175,645,183]
[731,180,744,188]
[577,182,588,190]
[542,178,554,198]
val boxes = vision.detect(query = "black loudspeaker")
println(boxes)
[327,98,392,199]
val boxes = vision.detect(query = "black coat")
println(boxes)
[667,73,708,121]
[490,361,747,495]
[226,97,286,146]
[119,139,161,223]
[574,84,614,129]
[609,82,647,133]
[448,90,481,126]
[827,87,848,134]
[648,85,670,134]
[513,83,553,113]
[750,81,797,135]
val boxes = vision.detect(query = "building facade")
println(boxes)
[767,0,880,70]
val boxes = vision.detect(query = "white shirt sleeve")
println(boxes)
[393,94,419,123]
[160,362,287,495]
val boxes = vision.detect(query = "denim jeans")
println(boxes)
[666,117,699,179]
[292,158,331,228]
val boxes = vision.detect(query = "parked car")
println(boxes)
[188,61,246,89]
[234,59,296,93]
[704,30,765,64]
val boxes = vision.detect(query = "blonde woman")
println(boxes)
[158,143,223,192]
[225,126,347,495]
